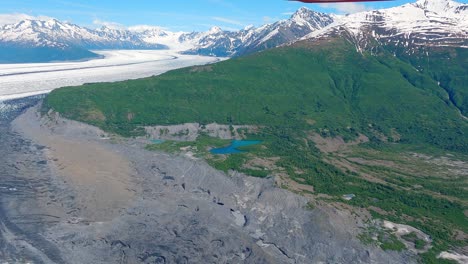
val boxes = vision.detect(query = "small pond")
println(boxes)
[151,139,165,144]
[210,140,261,154]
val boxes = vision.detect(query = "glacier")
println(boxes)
[0,50,221,101]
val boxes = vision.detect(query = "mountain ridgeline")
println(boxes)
[0,8,334,63]
[2,0,466,64]
[44,36,468,152]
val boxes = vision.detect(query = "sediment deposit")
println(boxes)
[0,98,415,263]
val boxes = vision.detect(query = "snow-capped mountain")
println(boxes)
[0,7,335,62]
[0,19,167,50]
[128,25,191,51]
[127,8,335,57]
[303,0,468,52]
[1,0,466,63]
[181,8,335,56]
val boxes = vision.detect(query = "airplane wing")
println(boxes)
[290,0,392,3]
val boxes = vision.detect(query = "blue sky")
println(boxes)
[0,0,466,31]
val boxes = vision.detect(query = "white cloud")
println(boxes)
[92,19,125,29]
[318,3,371,14]
[281,12,295,16]
[0,13,54,25]
[211,16,244,27]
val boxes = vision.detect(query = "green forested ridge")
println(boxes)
[44,37,467,262]
[45,38,467,150]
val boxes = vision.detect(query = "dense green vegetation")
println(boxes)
[379,233,406,251]
[402,232,427,250]
[358,224,407,252]
[390,45,468,117]
[44,37,467,262]
[44,38,468,151]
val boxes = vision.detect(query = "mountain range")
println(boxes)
[2,0,466,63]
[305,0,467,50]
[0,7,335,62]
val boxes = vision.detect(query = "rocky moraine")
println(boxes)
[0,97,415,263]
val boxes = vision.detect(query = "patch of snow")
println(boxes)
[258,28,280,45]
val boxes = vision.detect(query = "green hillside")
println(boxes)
[44,37,468,263]
[394,46,468,117]
[45,38,467,151]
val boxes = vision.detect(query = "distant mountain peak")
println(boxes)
[243,25,254,31]
[291,7,328,22]
[293,7,311,14]
[292,7,316,17]
[286,6,334,33]
[44,18,60,24]
[208,26,223,34]
[302,0,467,53]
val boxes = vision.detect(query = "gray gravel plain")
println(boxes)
[0,98,416,263]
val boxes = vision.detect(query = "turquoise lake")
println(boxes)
[210,140,261,154]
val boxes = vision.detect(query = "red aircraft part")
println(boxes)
[290,0,392,3]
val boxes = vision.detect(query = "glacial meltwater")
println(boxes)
[210,140,261,154]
